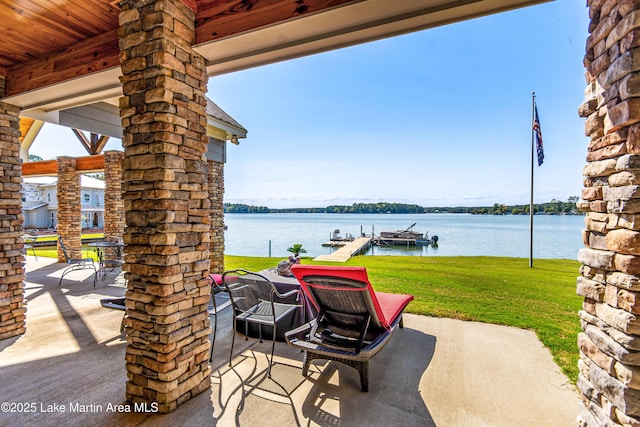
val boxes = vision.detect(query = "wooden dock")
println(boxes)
[313,236,372,262]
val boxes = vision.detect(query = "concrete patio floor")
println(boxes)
[0,257,580,426]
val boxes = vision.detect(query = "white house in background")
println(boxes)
[20,98,247,231]
[22,175,105,230]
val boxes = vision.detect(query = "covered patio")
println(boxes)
[0,256,578,426]
[1,0,639,425]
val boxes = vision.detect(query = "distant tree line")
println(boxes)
[323,202,424,214]
[479,198,579,215]
[224,203,270,213]
[224,197,581,215]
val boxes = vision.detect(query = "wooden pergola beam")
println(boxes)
[72,128,110,155]
[194,0,354,43]
[22,154,105,176]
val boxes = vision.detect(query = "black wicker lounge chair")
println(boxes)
[285,264,413,392]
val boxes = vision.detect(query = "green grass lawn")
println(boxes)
[31,234,105,261]
[31,246,582,383]
[225,255,582,383]
[35,246,101,260]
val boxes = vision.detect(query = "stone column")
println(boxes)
[208,160,224,274]
[577,1,640,425]
[56,156,82,261]
[119,0,211,413]
[0,99,27,340]
[104,150,125,242]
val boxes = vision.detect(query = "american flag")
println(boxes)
[533,103,544,166]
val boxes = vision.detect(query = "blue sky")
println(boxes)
[32,0,589,209]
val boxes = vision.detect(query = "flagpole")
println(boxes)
[529,92,536,268]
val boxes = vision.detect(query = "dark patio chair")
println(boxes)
[100,297,126,333]
[58,235,97,287]
[285,264,414,392]
[209,273,232,362]
[223,269,302,376]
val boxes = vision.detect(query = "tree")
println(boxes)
[287,243,307,257]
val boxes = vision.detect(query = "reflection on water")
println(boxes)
[224,213,584,260]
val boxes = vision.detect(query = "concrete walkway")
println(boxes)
[0,257,580,426]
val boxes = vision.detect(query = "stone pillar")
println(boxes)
[0,99,27,340]
[56,156,82,261]
[208,160,224,274]
[577,1,640,425]
[119,0,211,413]
[104,150,125,242]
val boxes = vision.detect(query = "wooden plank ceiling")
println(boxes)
[19,117,35,142]
[0,0,355,97]
[0,1,120,68]
[1,0,548,114]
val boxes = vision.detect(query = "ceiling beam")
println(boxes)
[22,155,106,176]
[5,30,119,97]
[194,0,356,43]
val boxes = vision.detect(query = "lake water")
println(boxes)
[224,213,585,260]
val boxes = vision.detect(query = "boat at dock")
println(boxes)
[374,223,438,247]
[416,234,439,246]
[322,229,355,247]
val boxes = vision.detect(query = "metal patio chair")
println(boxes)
[23,229,38,260]
[223,269,302,376]
[58,236,97,287]
[209,273,232,362]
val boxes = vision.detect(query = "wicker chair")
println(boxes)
[285,264,413,392]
